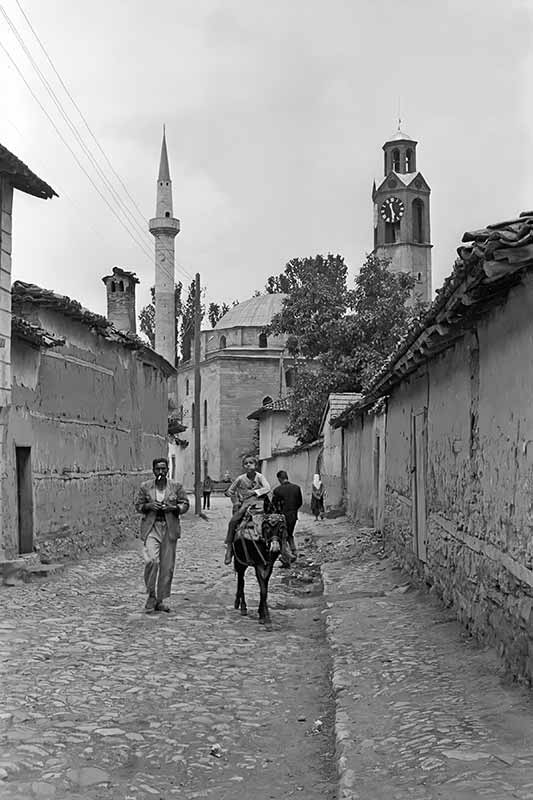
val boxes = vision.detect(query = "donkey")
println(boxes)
[232,495,287,627]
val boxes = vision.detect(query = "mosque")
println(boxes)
[150,126,432,487]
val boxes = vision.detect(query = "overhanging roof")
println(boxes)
[334,210,533,427]
[247,396,290,420]
[0,143,57,199]
[12,281,175,376]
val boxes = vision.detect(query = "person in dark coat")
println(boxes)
[202,475,213,510]
[273,470,303,567]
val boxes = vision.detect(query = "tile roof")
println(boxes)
[247,396,290,420]
[320,393,362,433]
[0,143,57,199]
[12,281,175,375]
[334,210,533,427]
[12,315,65,348]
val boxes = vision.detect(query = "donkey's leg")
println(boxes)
[234,564,247,615]
[256,564,273,625]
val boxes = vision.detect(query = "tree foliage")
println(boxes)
[267,253,424,443]
[139,283,182,361]
[208,302,230,328]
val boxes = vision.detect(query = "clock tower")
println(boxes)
[372,128,432,303]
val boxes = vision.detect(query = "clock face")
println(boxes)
[380,196,405,224]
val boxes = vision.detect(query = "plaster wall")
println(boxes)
[344,412,375,524]
[4,310,169,560]
[321,421,343,509]
[258,411,297,461]
[383,274,533,680]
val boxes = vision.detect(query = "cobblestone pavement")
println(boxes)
[317,517,533,800]
[0,499,335,800]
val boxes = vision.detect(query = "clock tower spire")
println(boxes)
[372,127,432,304]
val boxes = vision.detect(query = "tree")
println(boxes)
[180,280,204,363]
[139,283,182,361]
[271,254,423,443]
[267,254,349,358]
[208,302,230,328]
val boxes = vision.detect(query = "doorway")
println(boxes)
[16,446,33,554]
[411,410,427,562]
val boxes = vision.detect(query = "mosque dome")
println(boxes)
[214,293,287,330]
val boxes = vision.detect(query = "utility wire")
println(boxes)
[11,0,196,286]
[1,4,196,285]
[0,3,153,253]
[0,38,154,264]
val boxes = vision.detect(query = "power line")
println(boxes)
[1,4,196,285]
[0,3,153,252]
[11,0,196,286]
[0,38,156,265]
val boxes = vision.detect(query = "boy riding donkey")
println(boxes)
[224,455,271,565]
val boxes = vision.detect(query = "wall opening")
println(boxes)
[170,454,176,480]
[119,280,124,292]
[413,198,424,243]
[165,211,170,218]
[111,281,116,293]
[406,148,414,171]
[258,332,268,348]
[392,148,401,171]
[186,379,189,396]
[285,368,295,388]
[219,335,227,349]
[204,399,207,427]
[16,446,33,554]
[262,395,273,406]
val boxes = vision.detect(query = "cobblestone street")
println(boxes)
[0,499,335,800]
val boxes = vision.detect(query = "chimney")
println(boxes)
[102,267,139,333]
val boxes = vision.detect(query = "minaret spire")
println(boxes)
[158,125,171,182]
[149,128,180,365]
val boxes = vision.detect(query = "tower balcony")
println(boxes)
[149,216,180,236]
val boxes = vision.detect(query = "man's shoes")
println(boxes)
[145,595,157,613]
[155,602,170,613]
[224,544,233,565]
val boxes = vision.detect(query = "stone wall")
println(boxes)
[5,308,169,561]
[0,178,13,558]
[381,275,533,681]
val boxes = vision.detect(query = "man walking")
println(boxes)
[135,458,189,613]
[273,470,303,568]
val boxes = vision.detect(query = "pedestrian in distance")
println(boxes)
[202,474,213,510]
[135,458,189,614]
[224,455,270,565]
[311,474,325,521]
[273,470,303,568]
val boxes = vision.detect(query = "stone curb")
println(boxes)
[322,566,358,800]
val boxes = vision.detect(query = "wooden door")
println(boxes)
[411,410,427,562]
[16,446,34,554]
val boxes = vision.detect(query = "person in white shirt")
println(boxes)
[224,455,270,565]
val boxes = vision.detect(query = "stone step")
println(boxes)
[0,558,64,586]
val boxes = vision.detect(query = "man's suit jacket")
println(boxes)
[135,479,190,543]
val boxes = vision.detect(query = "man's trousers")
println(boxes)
[143,523,177,602]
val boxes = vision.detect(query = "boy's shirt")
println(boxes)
[228,472,271,509]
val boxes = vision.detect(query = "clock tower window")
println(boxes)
[392,148,401,172]
[406,148,414,172]
[385,221,400,244]
[413,199,424,243]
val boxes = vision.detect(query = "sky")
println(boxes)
[1,0,532,326]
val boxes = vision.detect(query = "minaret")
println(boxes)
[149,128,180,363]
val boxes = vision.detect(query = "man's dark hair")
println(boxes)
[277,470,288,481]
[153,457,169,470]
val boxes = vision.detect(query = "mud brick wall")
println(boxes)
[5,307,169,561]
[382,275,533,682]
